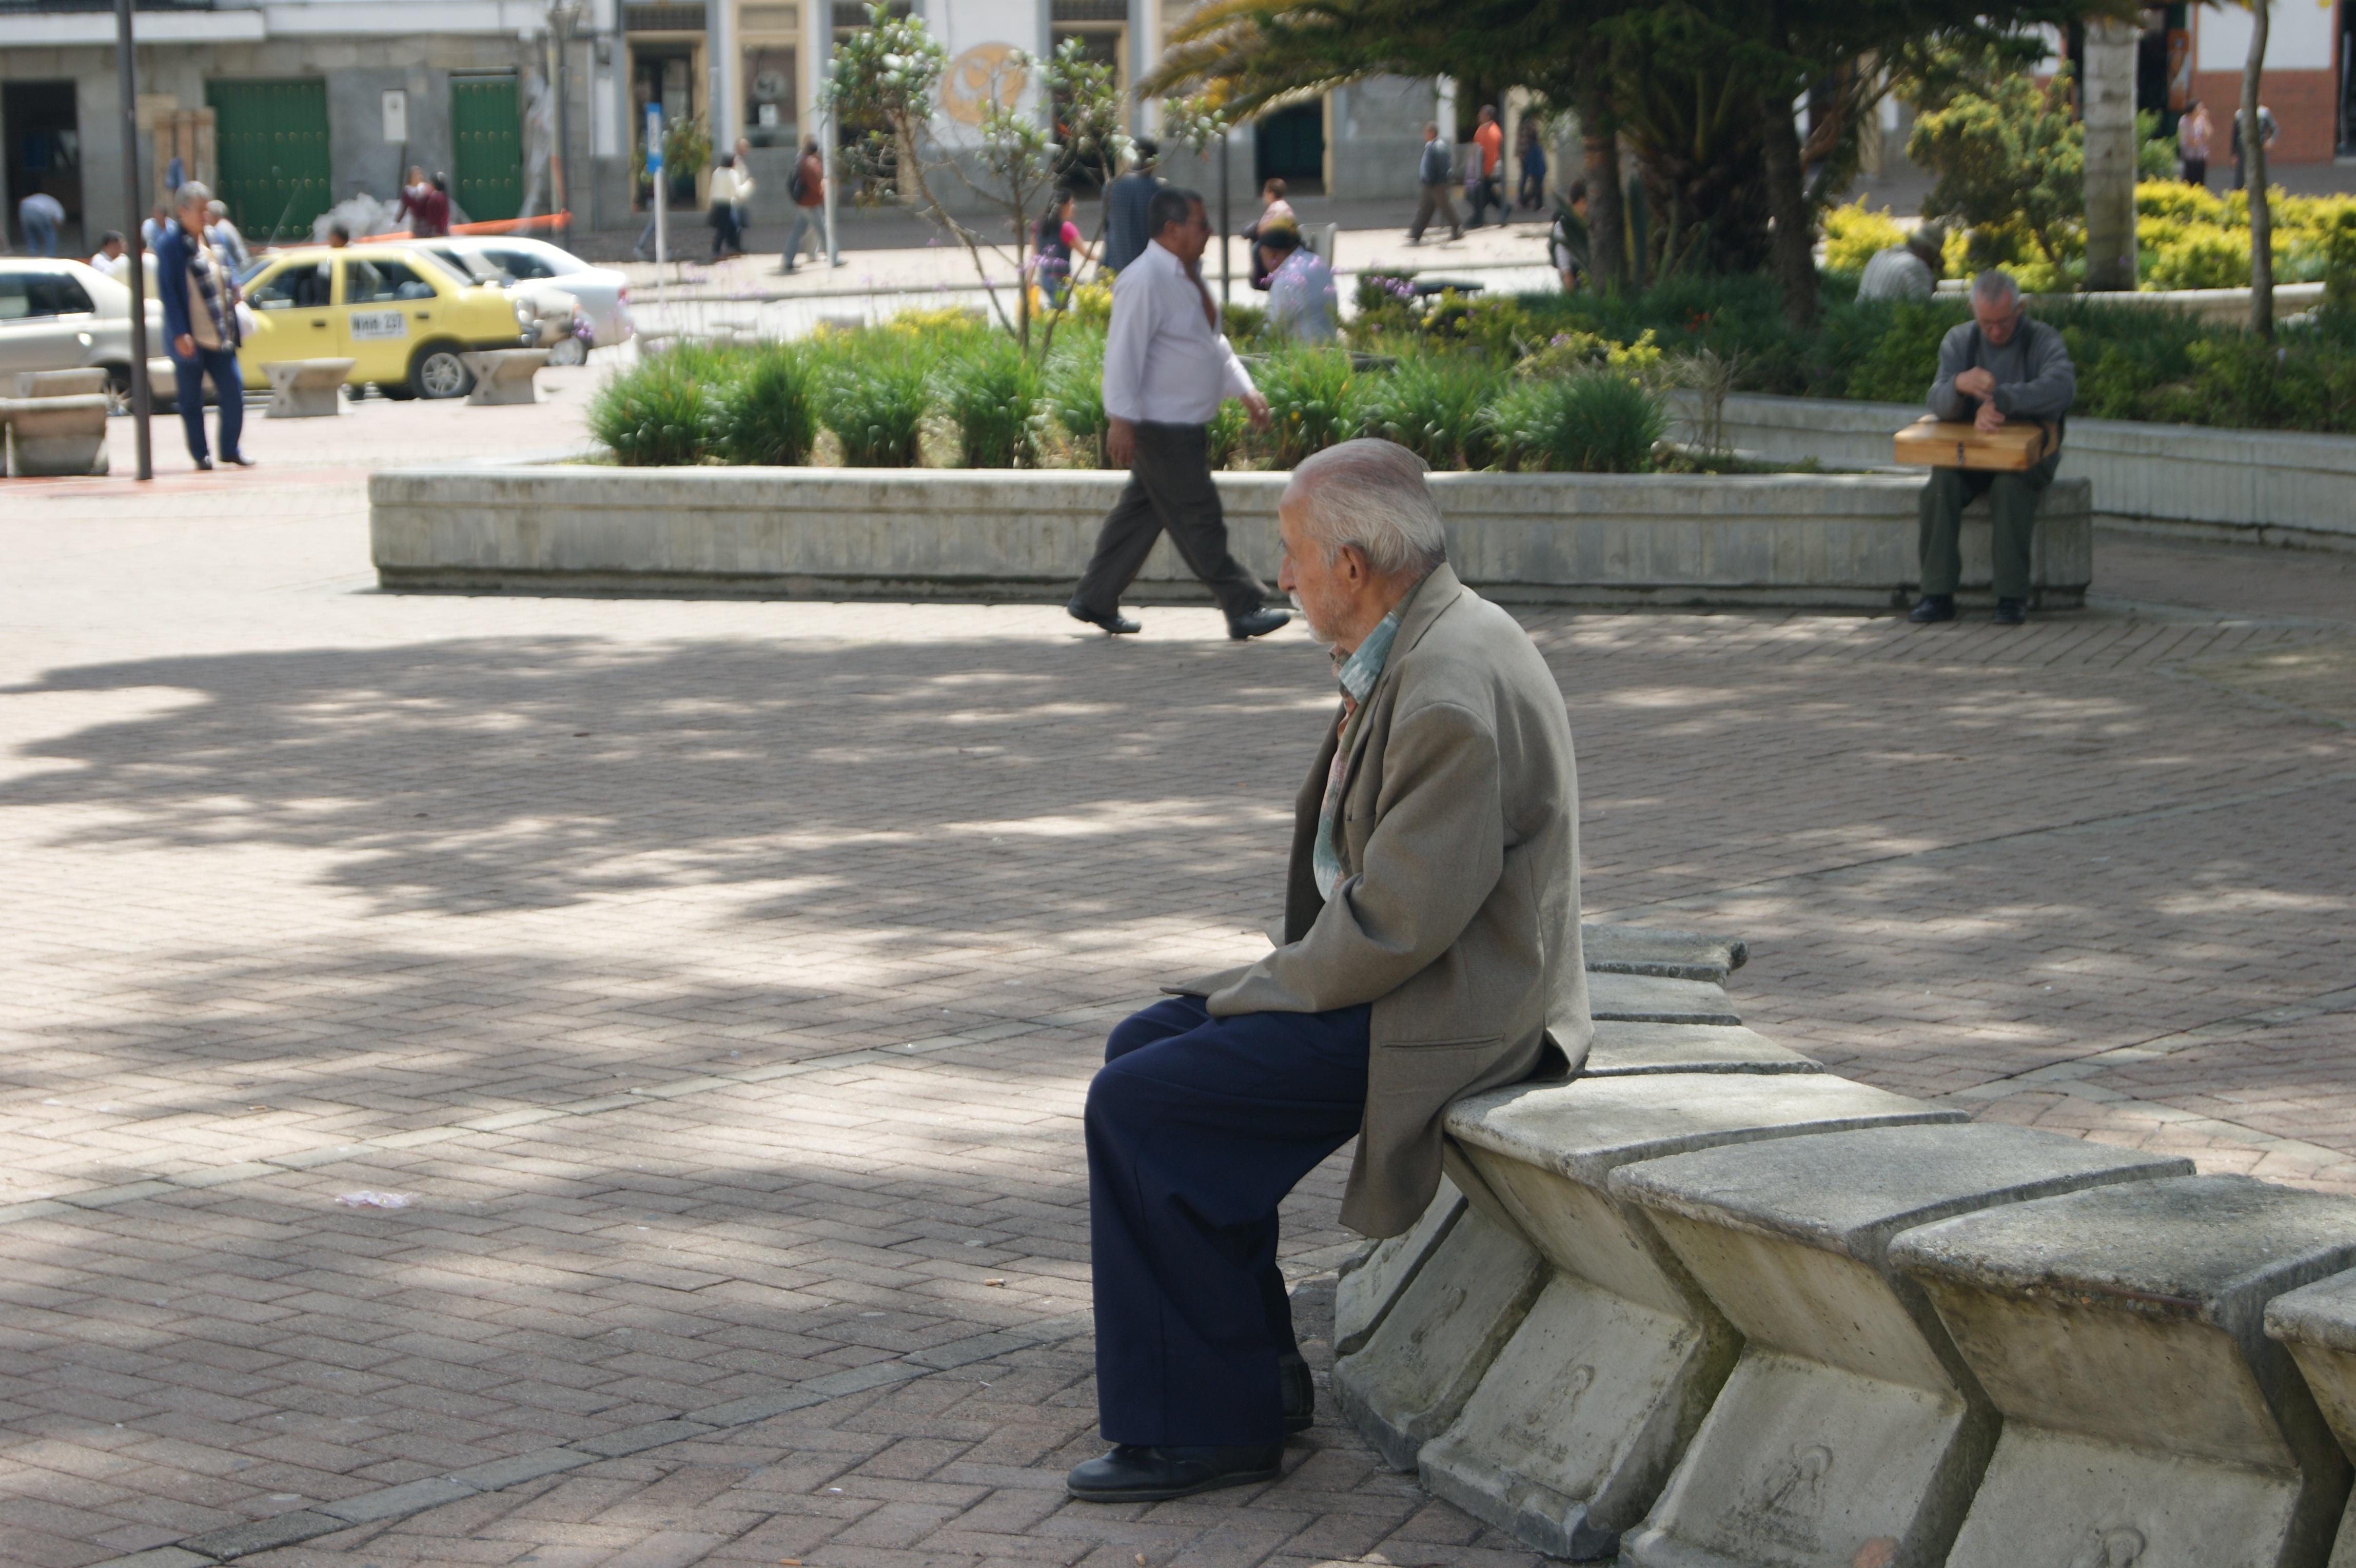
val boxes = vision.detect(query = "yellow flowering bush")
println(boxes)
[1821,201,1907,278]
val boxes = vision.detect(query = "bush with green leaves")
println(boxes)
[1487,370,1664,473]
[815,332,933,467]
[1360,354,1506,470]
[1043,329,1108,463]
[1254,345,1370,467]
[715,343,821,465]
[933,335,1044,467]
[588,351,719,467]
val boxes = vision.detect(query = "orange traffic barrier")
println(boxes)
[352,212,574,244]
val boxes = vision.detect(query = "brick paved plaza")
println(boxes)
[1,390,2351,1567]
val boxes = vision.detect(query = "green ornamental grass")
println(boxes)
[716,343,821,465]
[819,334,932,467]
[1255,345,1368,468]
[587,352,715,467]
[1043,329,1109,463]
[1361,354,1507,471]
[934,335,1044,468]
[1488,370,1664,473]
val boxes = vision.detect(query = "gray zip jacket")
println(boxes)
[1928,316,2076,426]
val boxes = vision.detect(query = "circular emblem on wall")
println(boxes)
[940,43,1026,125]
[753,70,790,103]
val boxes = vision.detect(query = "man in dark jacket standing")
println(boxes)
[1408,124,1461,244]
[1101,138,1162,273]
[155,182,251,472]
[1912,271,2074,626]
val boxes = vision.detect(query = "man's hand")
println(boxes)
[172,334,194,359]
[1974,400,2005,435]
[1107,416,1137,469]
[1243,391,1271,432]
[1953,367,1996,399]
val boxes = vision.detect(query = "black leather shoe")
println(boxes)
[222,452,257,468]
[1908,594,1956,624]
[1068,599,1140,635]
[1228,607,1291,641]
[1066,1443,1283,1503]
[1279,1352,1314,1435]
[1992,598,2026,625]
[193,456,213,472]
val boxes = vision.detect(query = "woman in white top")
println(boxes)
[707,156,750,259]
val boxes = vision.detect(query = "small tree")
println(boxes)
[831,6,1128,351]
[2240,0,2274,337]
[1908,68,2085,269]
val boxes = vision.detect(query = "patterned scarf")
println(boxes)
[183,224,238,349]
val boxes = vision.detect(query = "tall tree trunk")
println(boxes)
[1759,90,1818,331]
[2242,0,2274,338]
[1577,63,1627,292]
[2082,16,2139,290]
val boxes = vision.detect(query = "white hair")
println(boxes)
[174,180,212,208]
[1288,439,1448,575]
[1971,269,2020,307]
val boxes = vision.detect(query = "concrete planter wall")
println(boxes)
[1672,390,2356,554]
[370,463,2093,610]
[1334,945,2356,1566]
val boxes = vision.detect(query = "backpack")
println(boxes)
[788,164,808,203]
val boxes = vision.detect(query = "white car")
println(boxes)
[400,241,584,360]
[0,257,172,399]
[428,236,632,354]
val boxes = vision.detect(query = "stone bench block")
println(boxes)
[1335,1175,1467,1358]
[1580,924,1749,984]
[1893,1175,2356,1568]
[1408,1073,1962,1559]
[2267,1273,2356,1568]
[1611,1123,2192,1568]
[2,394,110,477]
[266,358,355,418]
[1331,1201,1546,1471]
[15,367,109,398]
[464,348,547,406]
[1585,1021,1819,1079]
[1588,972,1740,1026]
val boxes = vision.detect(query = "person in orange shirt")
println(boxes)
[1468,104,1504,228]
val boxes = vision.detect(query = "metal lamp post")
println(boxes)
[114,0,153,481]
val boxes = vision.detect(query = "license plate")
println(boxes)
[349,310,408,341]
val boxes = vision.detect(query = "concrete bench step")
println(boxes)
[1380,1074,1962,1558]
[1610,1124,2192,1568]
[1584,1021,1818,1078]
[1581,924,1750,984]
[1893,1175,2356,1568]
[2267,1272,2356,1568]
[15,368,108,398]
[1334,1175,1466,1358]
[1588,972,1741,1026]
[464,349,547,406]
[2,393,110,477]
[266,358,356,419]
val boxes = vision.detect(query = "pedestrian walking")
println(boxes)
[1033,186,1093,310]
[732,136,757,251]
[2231,103,2276,191]
[780,136,827,271]
[206,200,251,274]
[155,182,252,473]
[399,174,451,238]
[1516,120,1547,211]
[17,191,64,256]
[2177,101,2212,189]
[1466,105,1503,227]
[1068,187,1289,641]
[1102,138,1163,274]
[1407,124,1462,244]
[707,154,749,258]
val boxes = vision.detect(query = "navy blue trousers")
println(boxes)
[170,343,245,465]
[1086,995,1370,1445]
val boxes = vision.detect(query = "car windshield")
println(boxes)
[426,248,511,285]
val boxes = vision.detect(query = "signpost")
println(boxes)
[646,105,668,306]
[114,0,152,481]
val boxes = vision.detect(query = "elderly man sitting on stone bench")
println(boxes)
[1911,270,2076,628]
[1066,438,1594,1504]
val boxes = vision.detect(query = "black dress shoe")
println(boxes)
[1066,1442,1283,1503]
[222,452,257,468]
[1279,1352,1314,1435]
[1908,594,1955,624]
[193,456,213,471]
[1228,607,1291,641]
[1992,598,2026,625]
[1068,599,1141,635]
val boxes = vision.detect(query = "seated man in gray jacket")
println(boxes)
[1912,270,2076,626]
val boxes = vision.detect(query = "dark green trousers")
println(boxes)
[1916,450,2061,602]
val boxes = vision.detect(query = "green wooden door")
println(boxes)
[206,79,331,242]
[451,77,523,223]
[1255,101,1326,185]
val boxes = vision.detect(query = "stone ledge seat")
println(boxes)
[462,348,547,406]
[1580,924,1750,985]
[1608,1123,2193,1568]
[15,367,109,398]
[1587,972,1741,1026]
[2267,1271,2356,1568]
[1333,1071,1961,1560]
[1891,1175,2356,1568]
[1,393,110,477]
[265,358,356,418]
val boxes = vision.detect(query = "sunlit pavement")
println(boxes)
[1,388,2350,1566]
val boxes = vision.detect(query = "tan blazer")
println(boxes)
[1179,563,1591,1238]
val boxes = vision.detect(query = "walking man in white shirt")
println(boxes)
[1069,189,1291,640]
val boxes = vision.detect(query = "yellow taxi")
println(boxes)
[236,243,537,399]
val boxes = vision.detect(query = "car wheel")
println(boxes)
[545,336,587,366]
[409,345,473,400]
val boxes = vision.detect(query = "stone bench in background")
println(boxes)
[463,348,547,407]
[15,367,109,399]
[1613,1124,2190,1568]
[266,358,355,419]
[2,393,110,477]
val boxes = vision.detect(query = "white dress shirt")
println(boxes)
[1101,239,1256,426]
